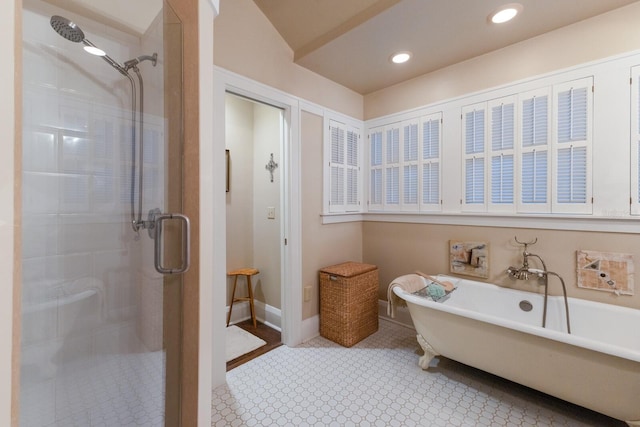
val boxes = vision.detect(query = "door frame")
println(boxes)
[213,67,302,366]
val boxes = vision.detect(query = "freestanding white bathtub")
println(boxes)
[393,275,640,426]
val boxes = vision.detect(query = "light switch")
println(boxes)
[267,207,276,219]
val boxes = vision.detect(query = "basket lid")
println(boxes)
[320,261,377,278]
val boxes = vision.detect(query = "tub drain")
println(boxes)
[519,300,533,312]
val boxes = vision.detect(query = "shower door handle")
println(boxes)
[152,212,191,275]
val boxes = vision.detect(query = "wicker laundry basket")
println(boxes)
[319,261,379,347]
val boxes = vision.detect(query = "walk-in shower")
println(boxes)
[20,5,186,424]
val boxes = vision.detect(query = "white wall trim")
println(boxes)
[301,315,320,343]
[362,212,640,234]
[226,301,282,331]
[214,67,304,354]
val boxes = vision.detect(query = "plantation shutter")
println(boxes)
[519,89,550,212]
[488,97,515,211]
[402,121,419,209]
[329,123,344,212]
[329,120,361,213]
[552,78,592,214]
[631,66,640,215]
[385,126,400,207]
[462,104,486,210]
[421,114,441,210]
[369,128,383,209]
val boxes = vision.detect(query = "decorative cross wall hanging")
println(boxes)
[265,153,278,183]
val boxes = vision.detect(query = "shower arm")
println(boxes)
[81,39,128,77]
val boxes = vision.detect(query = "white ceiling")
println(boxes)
[254,0,640,94]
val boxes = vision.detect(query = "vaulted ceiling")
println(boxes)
[253,0,640,94]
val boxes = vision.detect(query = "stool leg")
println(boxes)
[226,274,238,326]
[247,275,256,328]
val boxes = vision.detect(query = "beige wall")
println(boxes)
[214,0,363,120]
[301,111,363,319]
[365,222,640,311]
[225,94,255,301]
[225,94,282,311]
[364,2,640,120]
[251,102,282,309]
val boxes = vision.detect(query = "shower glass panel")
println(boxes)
[20,1,183,425]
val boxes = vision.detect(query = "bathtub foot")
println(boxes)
[626,420,640,426]
[416,334,439,370]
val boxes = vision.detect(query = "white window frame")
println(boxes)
[551,77,593,214]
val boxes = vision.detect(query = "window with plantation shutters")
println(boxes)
[488,97,515,211]
[518,89,550,212]
[421,114,441,210]
[552,78,592,214]
[328,119,361,213]
[368,114,442,212]
[462,104,486,210]
[631,66,640,215]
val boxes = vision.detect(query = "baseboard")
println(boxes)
[300,315,319,343]
[378,299,414,328]
[226,300,282,331]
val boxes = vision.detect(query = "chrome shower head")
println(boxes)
[49,15,129,76]
[50,15,85,43]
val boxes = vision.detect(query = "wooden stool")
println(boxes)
[226,268,259,328]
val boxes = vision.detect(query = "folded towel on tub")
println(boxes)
[387,274,425,318]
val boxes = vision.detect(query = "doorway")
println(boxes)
[224,92,284,361]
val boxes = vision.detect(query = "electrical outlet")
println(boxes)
[267,206,276,219]
[304,285,312,302]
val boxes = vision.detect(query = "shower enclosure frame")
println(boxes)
[14,1,199,425]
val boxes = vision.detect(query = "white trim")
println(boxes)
[226,300,282,331]
[301,315,320,343]
[214,67,303,349]
[321,213,365,224]
[361,212,640,233]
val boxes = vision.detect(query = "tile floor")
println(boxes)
[21,350,165,427]
[212,319,625,426]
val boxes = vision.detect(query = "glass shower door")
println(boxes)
[20,1,185,425]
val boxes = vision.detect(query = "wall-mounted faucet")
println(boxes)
[507,237,571,334]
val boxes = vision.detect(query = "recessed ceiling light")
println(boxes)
[390,51,412,64]
[489,3,522,24]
